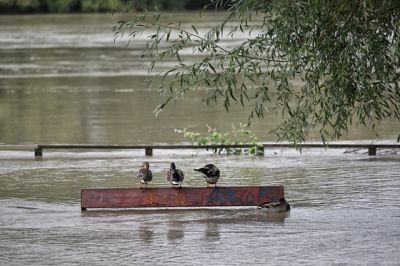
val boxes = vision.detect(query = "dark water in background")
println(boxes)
[0,13,398,144]
[0,13,261,145]
[0,13,399,265]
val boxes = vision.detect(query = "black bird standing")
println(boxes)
[193,164,220,187]
[166,162,184,187]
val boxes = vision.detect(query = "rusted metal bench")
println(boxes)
[80,186,284,211]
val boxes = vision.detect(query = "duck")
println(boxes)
[258,198,291,212]
[193,164,220,187]
[137,161,152,188]
[166,162,184,187]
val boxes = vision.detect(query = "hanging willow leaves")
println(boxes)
[113,0,400,144]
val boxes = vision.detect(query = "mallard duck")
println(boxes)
[258,198,291,212]
[193,164,220,187]
[137,161,152,188]
[166,162,184,187]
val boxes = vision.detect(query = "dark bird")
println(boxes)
[166,162,184,187]
[193,164,220,187]
[137,161,152,188]
[258,198,291,212]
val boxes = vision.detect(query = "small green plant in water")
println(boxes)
[175,124,264,155]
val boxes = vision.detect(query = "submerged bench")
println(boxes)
[80,186,284,211]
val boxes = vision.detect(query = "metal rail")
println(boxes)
[34,143,400,156]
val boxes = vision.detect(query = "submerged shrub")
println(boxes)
[175,124,264,155]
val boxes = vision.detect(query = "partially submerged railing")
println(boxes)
[34,143,400,156]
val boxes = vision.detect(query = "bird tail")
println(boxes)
[193,168,200,172]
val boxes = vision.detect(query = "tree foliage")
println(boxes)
[114,0,400,144]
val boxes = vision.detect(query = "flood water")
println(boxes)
[1,13,400,265]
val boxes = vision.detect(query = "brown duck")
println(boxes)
[258,198,291,212]
[137,161,152,188]
[166,162,184,187]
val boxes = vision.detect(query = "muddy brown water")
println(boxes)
[0,13,399,265]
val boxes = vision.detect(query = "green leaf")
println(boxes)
[191,25,198,35]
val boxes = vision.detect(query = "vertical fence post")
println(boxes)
[258,145,265,156]
[368,147,377,156]
[34,147,43,157]
[145,147,153,156]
